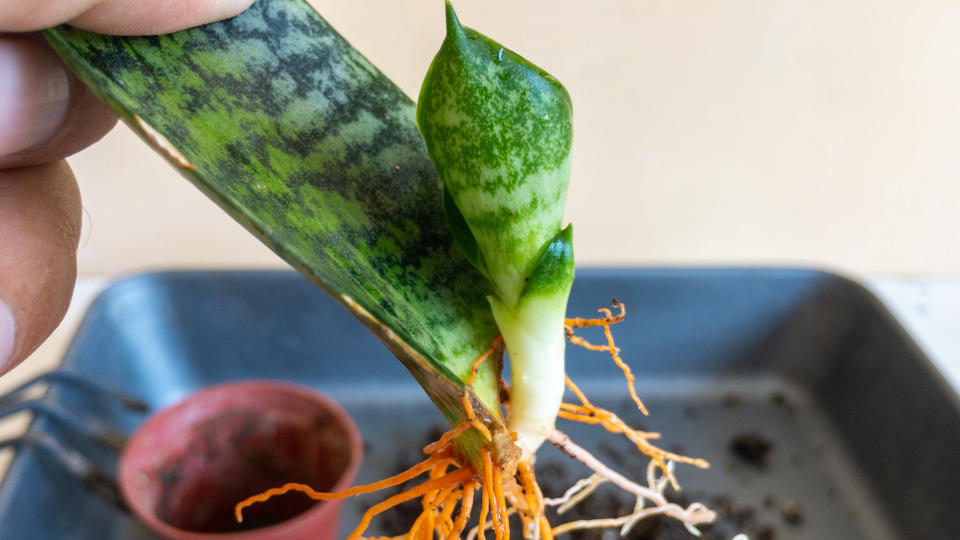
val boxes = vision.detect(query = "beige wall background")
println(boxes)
[68,0,960,278]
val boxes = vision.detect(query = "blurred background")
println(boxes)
[67,0,960,279]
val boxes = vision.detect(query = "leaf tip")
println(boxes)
[444,0,464,38]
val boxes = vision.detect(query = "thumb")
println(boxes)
[0,160,81,375]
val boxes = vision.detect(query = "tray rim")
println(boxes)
[66,266,958,405]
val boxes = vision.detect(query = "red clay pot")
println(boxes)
[118,380,362,540]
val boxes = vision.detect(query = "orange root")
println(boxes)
[352,469,473,540]
[562,301,711,490]
[459,336,503,444]
[234,417,517,540]
[447,482,475,539]
[492,464,508,539]
[516,460,551,540]
[234,450,453,522]
[565,300,648,415]
[478,490,490,538]
[564,300,624,328]
[560,375,709,490]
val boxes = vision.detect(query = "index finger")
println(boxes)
[1,0,256,35]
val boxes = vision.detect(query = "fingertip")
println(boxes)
[0,299,15,375]
[0,36,118,169]
[69,0,257,36]
[0,36,71,158]
[0,161,81,376]
[1,0,256,35]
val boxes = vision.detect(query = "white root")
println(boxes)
[547,429,716,534]
[618,461,674,536]
[544,473,606,514]
[551,505,673,536]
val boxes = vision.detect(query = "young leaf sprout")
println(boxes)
[416,0,574,459]
[236,2,716,537]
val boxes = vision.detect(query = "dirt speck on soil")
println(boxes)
[781,500,804,526]
[722,393,742,408]
[769,391,795,415]
[729,432,773,468]
[755,524,777,540]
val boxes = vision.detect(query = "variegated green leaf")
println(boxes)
[417,1,574,308]
[44,0,510,461]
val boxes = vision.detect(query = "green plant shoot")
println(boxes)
[417,1,575,457]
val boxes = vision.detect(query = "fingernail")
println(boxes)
[0,37,71,157]
[0,298,15,371]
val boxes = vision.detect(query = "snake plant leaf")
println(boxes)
[442,186,486,279]
[44,0,509,460]
[522,225,575,301]
[417,1,574,309]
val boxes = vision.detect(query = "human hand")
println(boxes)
[0,0,255,375]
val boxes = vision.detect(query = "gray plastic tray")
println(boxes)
[0,269,956,539]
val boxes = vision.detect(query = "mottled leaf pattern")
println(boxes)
[417,2,574,308]
[44,0,505,437]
